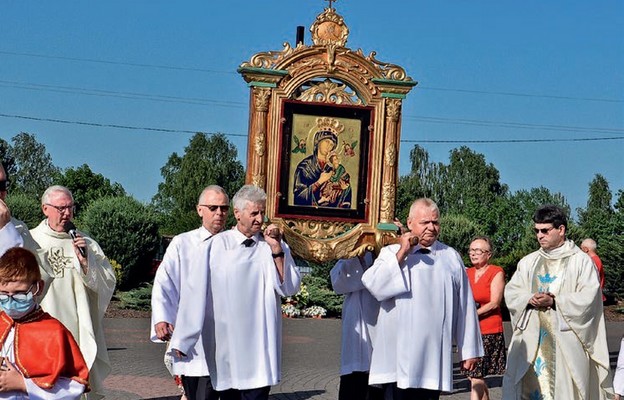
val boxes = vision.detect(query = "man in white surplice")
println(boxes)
[330,220,407,400]
[171,185,301,400]
[330,251,383,400]
[30,186,116,400]
[503,205,613,399]
[151,185,229,400]
[362,198,483,400]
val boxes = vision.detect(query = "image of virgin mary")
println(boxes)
[293,129,352,208]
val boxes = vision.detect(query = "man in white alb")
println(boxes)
[362,198,483,400]
[151,185,229,400]
[171,184,301,400]
[330,250,383,400]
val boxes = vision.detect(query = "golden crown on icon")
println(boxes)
[315,117,345,136]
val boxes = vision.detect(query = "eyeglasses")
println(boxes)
[0,284,34,302]
[533,226,555,235]
[468,248,490,255]
[199,204,230,212]
[0,180,9,191]
[45,203,75,214]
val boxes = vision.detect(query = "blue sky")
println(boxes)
[1,1,622,215]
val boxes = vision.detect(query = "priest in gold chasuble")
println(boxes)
[503,205,613,400]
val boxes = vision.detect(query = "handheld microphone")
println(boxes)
[63,221,86,258]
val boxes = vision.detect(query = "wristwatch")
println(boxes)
[271,251,285,259]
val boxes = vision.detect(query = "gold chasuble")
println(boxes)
[504,239,614,400]
[521,258,565,399]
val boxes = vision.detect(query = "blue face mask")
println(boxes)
[0,285,38,319]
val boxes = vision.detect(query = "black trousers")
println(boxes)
[382,383,440,400]
[219,386,270,400]
[339,371,384,400]
[181,375,219,400]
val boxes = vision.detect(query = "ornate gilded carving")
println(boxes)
[283,227,362,262]
[296,78,362,105]
[326,44,337,73]
[351,243,375,258]
[366,51,411,81]
[385,98,401,122]
[237,5,416,263]
[251,173,264,187]
[254,134,265,157]
[286,55,380,98]
[380,182,395,222]
[284,218,354,239]
[375,230,401,249]
[385,145,396,167]
[253,88,271,112]
[240,42,297,70]
[310,7,349,47]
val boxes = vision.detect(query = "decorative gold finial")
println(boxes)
[310,4,349,47]
[325,0,337,9]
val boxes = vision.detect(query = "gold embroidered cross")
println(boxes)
[47,248,74,278]
[325,0,337,9]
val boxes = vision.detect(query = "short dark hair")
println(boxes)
[533,205,568,229]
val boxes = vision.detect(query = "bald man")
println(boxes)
[151,185,230,400]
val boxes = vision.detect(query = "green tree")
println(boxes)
[397,146,508,233]
[577,174,613,233]
[396,145,444,223]
[9,132,59,197]
[153,132,244,235]
[441,146,508,225]
[576,175,624,298]
[81,196,160,289]
[615,189,624,212]
[4,192,42,228]
[605,190,624,298]
[494,187,569,256]
[54,164,126,217]
[438,214,483,256]
[0,139,17,179]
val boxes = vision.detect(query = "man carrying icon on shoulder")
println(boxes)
[171,185,301,400]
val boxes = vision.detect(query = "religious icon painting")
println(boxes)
[276,100,374,222]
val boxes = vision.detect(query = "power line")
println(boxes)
[405,115,624,136]
[405,137,624,144]
[0,80,245,108]
[0,50,237,75]
[2,49,622,104]
[1,112,621,143]
[419,86,623,104]
[1,79,622,135]
[0,113,247,137]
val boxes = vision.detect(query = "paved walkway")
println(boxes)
[103,318,624,400]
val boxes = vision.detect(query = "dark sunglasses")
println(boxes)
[533,227,555,235]
[199,204,230,212]
[0,180,8,191]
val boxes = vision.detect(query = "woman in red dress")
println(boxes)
[464,236,506,400]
